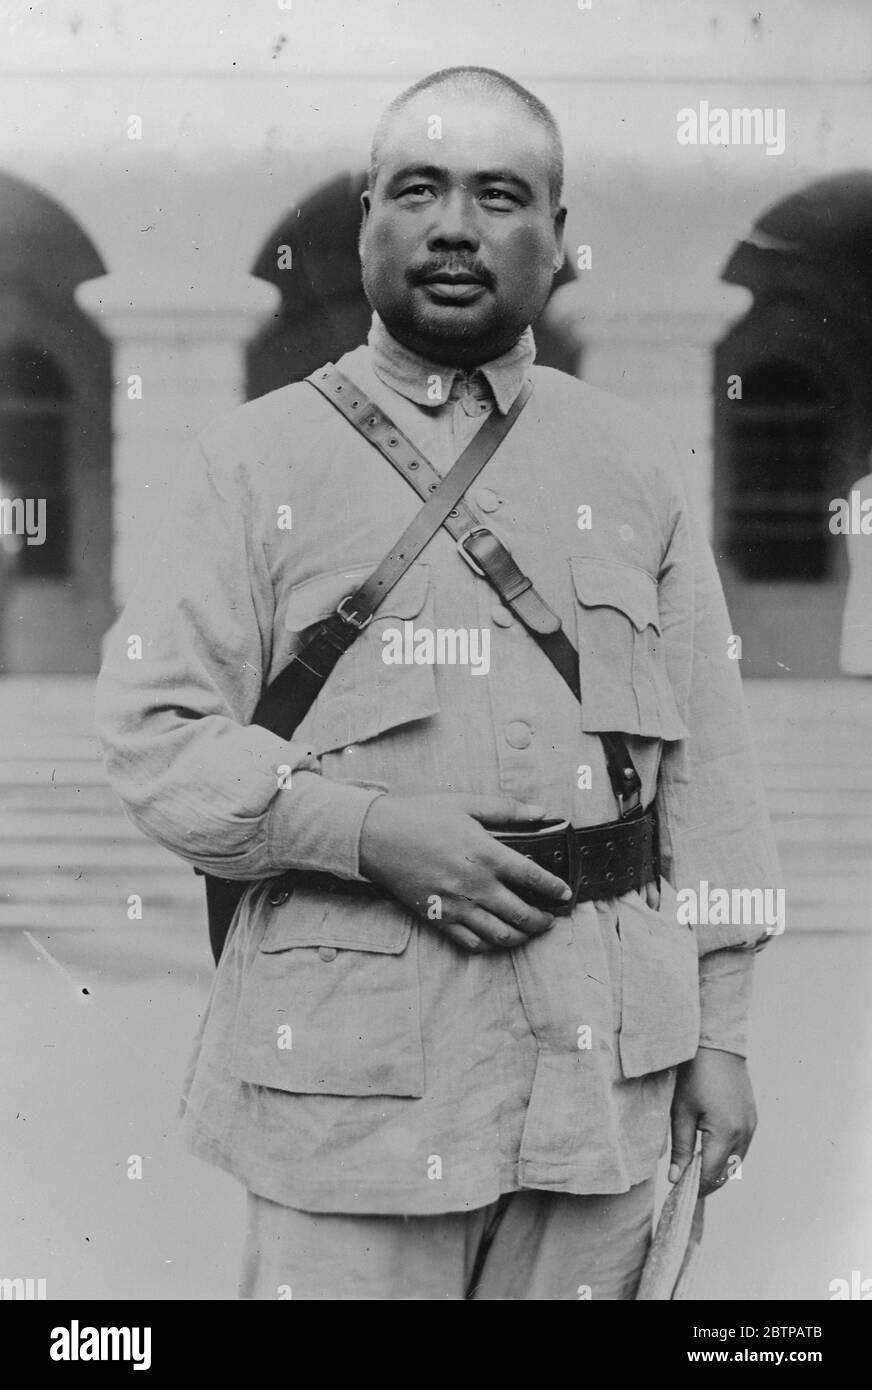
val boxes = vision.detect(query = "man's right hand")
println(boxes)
[359,793,572,953]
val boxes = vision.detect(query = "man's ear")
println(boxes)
[358,188,371,257]
[552,204,567,274]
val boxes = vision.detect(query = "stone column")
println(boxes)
[549,283,751,538]
[839,471,872,675]
[76,273,280,608]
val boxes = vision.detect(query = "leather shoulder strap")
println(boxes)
[308,363,642,813]
[307,364,533,631]
[251,364,533,738]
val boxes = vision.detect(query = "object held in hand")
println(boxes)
[636,1149,705,1301]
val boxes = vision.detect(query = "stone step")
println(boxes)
[0,786,120,812]
[2,868,201,899]
[0,903,204,932]
[0,813,145,841]
[0,735,101,756]
[0,842,199,871]
[767,792,872,812]
[0,760,115,787]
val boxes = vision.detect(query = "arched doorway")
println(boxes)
[715,172,872,677]
[247,170,580,399]
[0,173,112,674]
[0,346,72,580]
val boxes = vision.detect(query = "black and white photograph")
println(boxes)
[1,0,870,1335]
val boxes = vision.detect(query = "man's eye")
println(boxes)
[399,184,436,201]
[480,188,521,207]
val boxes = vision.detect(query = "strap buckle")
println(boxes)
[336,595,373,630]
[617,782,642,818]
[456,526,491,577]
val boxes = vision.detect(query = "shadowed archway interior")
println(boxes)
[0,171,112,674]
[715,171,872,677]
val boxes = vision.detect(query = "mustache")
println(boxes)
[407,259,495,290]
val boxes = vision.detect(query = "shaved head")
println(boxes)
[369,66,564,209]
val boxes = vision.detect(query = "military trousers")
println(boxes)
[238,1175,656,1301]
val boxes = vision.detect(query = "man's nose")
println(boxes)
[427,190,480,249]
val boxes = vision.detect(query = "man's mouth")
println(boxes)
[419,272,489,303]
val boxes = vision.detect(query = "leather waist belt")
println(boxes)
[266,803,659,918]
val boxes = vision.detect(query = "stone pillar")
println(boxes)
[549,283,751,539]
[76,273,280,608]
[839,471,872,675]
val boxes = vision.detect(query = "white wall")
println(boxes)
[2,0,869,617]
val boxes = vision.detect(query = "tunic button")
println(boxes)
[318,946,337,963]
[505,719,533,749]
[476,488,501,513]
[491,605,514,627]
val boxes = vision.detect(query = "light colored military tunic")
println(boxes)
[96,315,779,1216]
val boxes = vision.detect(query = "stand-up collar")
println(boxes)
[368,312,536,416]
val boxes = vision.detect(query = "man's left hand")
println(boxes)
[668,1047,758,1198]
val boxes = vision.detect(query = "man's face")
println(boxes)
[360,89,567,367]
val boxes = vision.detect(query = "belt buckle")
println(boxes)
[336,595,373,630]
[456,527,491,577]
[617,786,642,818]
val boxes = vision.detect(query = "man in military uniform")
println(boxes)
[96,66,779,1300]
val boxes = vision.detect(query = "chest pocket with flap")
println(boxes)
[283,561,440,756]
[569,557,688,741]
